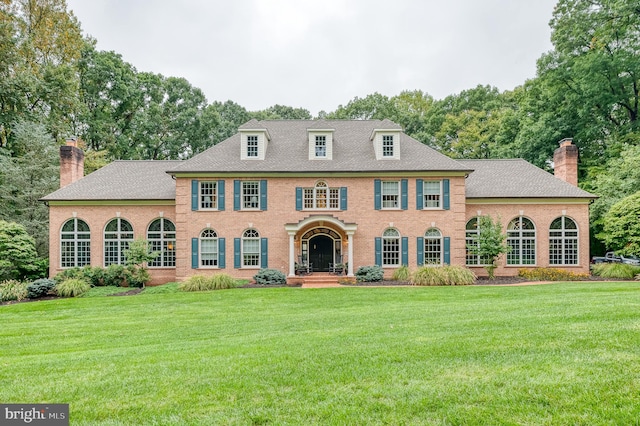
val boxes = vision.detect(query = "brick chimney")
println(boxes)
[59,138,84,188]
[553,138,578,186]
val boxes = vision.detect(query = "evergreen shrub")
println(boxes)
[27,278,56,298]
[355,265,384,282]
[253,269,287,285]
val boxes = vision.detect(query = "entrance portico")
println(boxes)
[285,215,357,277]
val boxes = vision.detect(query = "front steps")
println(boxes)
[288,273,344,288]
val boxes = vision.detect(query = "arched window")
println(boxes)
[147,218,176,268]
[104,218,134,266]
[242,229,260,267]
[549,216,578,265]
[506,217,536,265]
[61,218,91,268]
[303,181,340,209]
[200,229,219,267]
[465,217,491,266]
[382,228,400,266]
[424,228,443,265]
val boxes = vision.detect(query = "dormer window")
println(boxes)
[308,128,334,160]
[371,128,401,160]
[240,129,269,160]
[315,136,327,157]
[382,135,394,157]
[247,135,258,157]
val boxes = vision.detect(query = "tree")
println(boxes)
[325,93,395,120]
[123,238,160,287]
[599,191,640,255]
[530,0,640,167]
[0,220,44,281]
[467,215,510,279]
[251,104,312,120]
[0,0,85,148]
[210,100,251,143]
[0,121,59,255]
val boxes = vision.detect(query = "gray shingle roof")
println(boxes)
[169,120,469,173]
[42,160,181,201]
[459,159,596,199]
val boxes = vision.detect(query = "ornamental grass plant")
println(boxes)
[55,278,91,297]
[178,274,238,292]
[592,263,640,280]
[411,265,476,286]
[0,279,28,302]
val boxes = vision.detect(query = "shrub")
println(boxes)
[253,269,287,285]
[355,265,384,282]
[411,266,476,286]
[0,220,42,282]
[80,266,106,286]
[592,263,640,280]
[391,265,411,281]
[518,268,589,281]
[53,267,84,284]
[55,278,91,297]
[179,274,237,291]
[0,279,28,302]
[129,267,150,288]
[27,278,56,299]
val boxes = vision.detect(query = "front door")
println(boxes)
[309,235,333,272]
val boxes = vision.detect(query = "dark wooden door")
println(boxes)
[309,235,333,272]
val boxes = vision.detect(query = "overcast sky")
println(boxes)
[66,0,558,115]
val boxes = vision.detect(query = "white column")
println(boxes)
[288,233,296,277]
[347,232,354,276]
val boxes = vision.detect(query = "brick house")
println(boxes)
[42,120,595,284]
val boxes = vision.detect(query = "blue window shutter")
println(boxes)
[374,179,381,210]
[375,237,382,266]
[401,237,408,266]
[260,180,267,211]
[233,180,241,211]
[218,180,225,211]
[261,238,268,268]
[191,237,199,269]
[416,179,424,210]
[444,237,451,265]
[401,179,408,210]
[191,180,198,211]
[417,237,424,266]
[234,238,241,268]
[296,187,303,211]
[340,187,348,211]
[443,179,450,210]
[218,238,226,268]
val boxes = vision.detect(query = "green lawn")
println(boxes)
[1,282,639,425]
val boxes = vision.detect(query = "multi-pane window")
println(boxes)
[382,135,394,157]
[424,228,442,265]
[200,229,218,267]
[242,229,260,267]
[549,216,578,265]
[147,218,176,268]
[507,217,536,265]
[303,181,339,209]
[382,228,400,266]
[242,181,260,209]
[199,181,217,209]
[61,218,91,268]
[315,135,326,157]
[465,217,492,266]
[382,181,400,209]
[104,218,134,266]
[423,181,442,209]
[246,135,258,157]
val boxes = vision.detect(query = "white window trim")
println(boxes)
[382,228,401,267]
[199,181,218,211]
[242,229,261,269]
[308,129,334,160]
[200,229,219,269]
[241,181,261,211]
[381,180,401,210]
[423,180,443,210]
[303,181,340,210]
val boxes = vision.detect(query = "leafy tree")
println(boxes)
[0,220,44,281]
[251,104,312,120]
[467,215,509,279]
[210,100,251,143]
[599,191,640,255]
[0,121,59,255]
[0,0,85,148]
[325,93,394,120]
[124,238,160,267]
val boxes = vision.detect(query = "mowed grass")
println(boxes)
[1,282,639,425]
